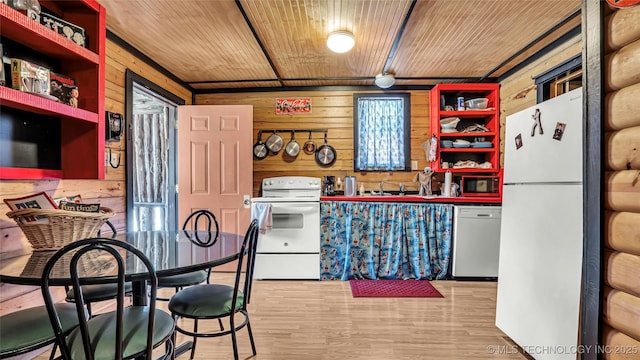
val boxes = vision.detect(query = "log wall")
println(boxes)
[602,5,640,356]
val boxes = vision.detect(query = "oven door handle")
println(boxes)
[270,204,318,213]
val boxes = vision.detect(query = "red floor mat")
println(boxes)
[349,279,444,298]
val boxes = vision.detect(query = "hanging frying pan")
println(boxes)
[265,130,284,154]
[253,131,268,160]
[315,132,336,167]
[303,131,316,155]
[285,130,300,157]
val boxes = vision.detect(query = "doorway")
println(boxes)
[125,70,185,231]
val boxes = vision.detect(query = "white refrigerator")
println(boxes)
[495,88,583,360]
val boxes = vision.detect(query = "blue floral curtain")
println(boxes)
[320,201,453,280]
[356,97,406,170]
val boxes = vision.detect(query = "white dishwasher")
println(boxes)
[452,205,502,278]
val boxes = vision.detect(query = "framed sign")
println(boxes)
[276,98,311,114]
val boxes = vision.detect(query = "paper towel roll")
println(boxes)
[443,171,452,197]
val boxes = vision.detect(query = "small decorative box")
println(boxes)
[50,72,78,106]
[10,58,50,95]
[39,11,86,48]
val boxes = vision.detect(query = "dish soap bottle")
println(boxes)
[359,183,365,196]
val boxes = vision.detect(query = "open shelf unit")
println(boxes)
[0,0,105,180]
[429,83,500,174]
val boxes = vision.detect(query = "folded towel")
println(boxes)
[251,203,272,234]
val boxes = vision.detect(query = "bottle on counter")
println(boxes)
[344,176,356,196]
[443,170,452,197]
[336,177,343,192]
[359,183,365,196]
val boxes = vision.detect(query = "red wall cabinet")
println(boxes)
[0,0,105,179]
[429,83,500,175]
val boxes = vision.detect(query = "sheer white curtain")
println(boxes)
[132,109,170,231]
[355,97,407,171]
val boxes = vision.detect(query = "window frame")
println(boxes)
[534,54,582,103]
[352,93,411,172]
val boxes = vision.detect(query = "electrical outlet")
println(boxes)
[411,160,418,170]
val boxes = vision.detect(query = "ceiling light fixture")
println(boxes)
[327,31,355,53]
[375,73,395,88]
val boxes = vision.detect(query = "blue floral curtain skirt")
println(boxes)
[320,201,453,280]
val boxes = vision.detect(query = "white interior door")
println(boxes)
[177,105,253,245]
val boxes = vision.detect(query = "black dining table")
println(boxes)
[0,230,243,305]
[0,230,242,358]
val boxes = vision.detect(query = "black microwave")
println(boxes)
[461,176,501,197]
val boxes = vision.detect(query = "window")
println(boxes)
[353,93,411,172]
[534,54,582,103]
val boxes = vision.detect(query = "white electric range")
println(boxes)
[251,176,321,279]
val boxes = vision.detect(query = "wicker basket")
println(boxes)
[20,248,105,277]
[6,207,115,251]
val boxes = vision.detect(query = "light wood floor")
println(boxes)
[36,273,529,360]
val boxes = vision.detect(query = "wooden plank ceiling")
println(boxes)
[100,0,582,92]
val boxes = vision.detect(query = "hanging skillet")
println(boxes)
[285,130,300,157]
[315,132,336,167]
[265,130,284,154]
[303,130,316,155]
[253,131,268,160]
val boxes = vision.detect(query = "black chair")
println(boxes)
[0,303,82,359]
[41,237,175,360]
[97,218,117,237]
[157,210,219,299]
[64,220,132,317]
[168,219,259,360]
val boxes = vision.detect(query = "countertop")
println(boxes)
[321,195,501,204]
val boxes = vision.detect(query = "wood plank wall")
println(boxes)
[197,32,581,195]
[602,6,640,356]
[498,35,583,168]
[0,39,192,317]
[196,90,432,195]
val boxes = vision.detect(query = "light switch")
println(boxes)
[411,160,418,170]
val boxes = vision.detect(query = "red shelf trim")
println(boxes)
[0,4,99,64]
[440,148,495,152]
[0,87,99,123]
[321,195,501,204]
[439,110,498,117]
[445,168,499,173]
[431,83,501,91]
[0,167,62,180]
[439,131,496,137]
[81,0,103,12]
